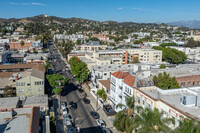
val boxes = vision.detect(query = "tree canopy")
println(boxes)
[153,72,180,89]
[46,74,68,94]
[153,46,187,64]
[160,43,178,47]
[97,89,107,101]
[69,56,89,83]
[159,64,166,69]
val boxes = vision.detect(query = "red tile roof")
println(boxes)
[124,74,136,87]
[111,71,129,79]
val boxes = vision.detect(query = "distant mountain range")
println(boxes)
[1,14,199,29]
[168,20,200,29]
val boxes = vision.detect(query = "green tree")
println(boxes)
[97,89,107,101]
[134,108,174,133]
[153,72,180,89]
[160,43,178,47]
[46,74,68,94]
[160,64,166,69]
[43,60,51,73]
[153,46,187,64]
[174,119,200,133]
[76,40,82,45]
[20,40,25,52]
[4,86,15,97]
[69,57,89,83]
[114,97,135,133]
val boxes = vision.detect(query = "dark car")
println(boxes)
[90,111,100,119]
[83,97,90,104]
[69,101,77,109]
[78,89,84,93]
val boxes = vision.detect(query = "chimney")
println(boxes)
[16,74,19,80]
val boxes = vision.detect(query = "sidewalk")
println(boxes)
[82,85,118,133]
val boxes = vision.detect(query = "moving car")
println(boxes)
[90,111,100,119]
[69,101,77,109]
[83,97,90,104]
[96,119,106,128]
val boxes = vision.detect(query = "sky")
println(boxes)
[0,0,200,23]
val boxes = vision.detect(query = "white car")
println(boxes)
[62,108,69,115]
[61,102,67,110]
[96,119,106,128]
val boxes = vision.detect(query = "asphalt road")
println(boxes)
[48,43,101,133]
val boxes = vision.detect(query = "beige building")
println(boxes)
[75,41,107,51]
[14,69,45,99]
[73,48,162,71]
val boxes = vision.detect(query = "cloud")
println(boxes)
[117,7,123,10]
[9,2,46,6]
[132,7,158,12]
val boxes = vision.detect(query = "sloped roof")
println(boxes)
[0,64,44,72]
[99,79,110,90]
[111,71,129,79]
[124,74,136,87]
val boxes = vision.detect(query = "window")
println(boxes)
[193,81,195,86]
[188,82,191,87]
[198,81,200,86]
[181,82,185,87]
[38,88,42,91]
[137,96,140,104]
[27,83,30,86]
[104,73,107,76]
[28,88,31,91]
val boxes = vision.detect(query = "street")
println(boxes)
[48,43,102,133]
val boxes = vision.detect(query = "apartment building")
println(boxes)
[8,41,42,52]
[151,64,200,88]
[109,71,153,112]
[92,34,110,41]
[15,69,45,100]
[91,64,150,86]
[54,34,85,43]
[135,86,200,127]
[109,70,200,127]
[75,41,107,51]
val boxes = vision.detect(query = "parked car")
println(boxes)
[69,101,77,109]
[61,101,67,110]
[62,108,69,115]
[78,88,84,93]
[101,128,112,133]
[96,119,106,128]
[90,111,100,119]
[83,97,90,104]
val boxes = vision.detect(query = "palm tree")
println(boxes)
[20,40,25,52]
[134,108,174,133]
[174,119,200,133]
[43,60,51,73]
[114,97,135,133]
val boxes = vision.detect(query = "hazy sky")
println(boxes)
[0,0,199,23]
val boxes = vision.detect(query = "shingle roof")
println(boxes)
[124,74,136,87]
[111,71,129,79]
[99,79,110,90]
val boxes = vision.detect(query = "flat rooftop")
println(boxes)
[151,64,200,77]
[92,64,136,72]
[141,86,200,120]
[0,97,19,110]
[79,57,96,64]
[0,107,39,133]
[24,95,48,106]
